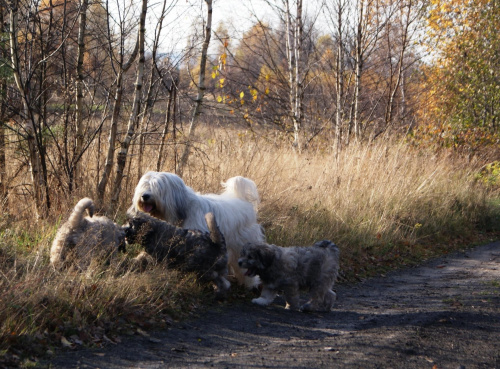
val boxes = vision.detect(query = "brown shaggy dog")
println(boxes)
[50,198,125,271]
[238,240,340,312]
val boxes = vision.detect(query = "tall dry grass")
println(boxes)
[154,127,495,242]
[96,124,497,277]
[0,218,206,364]
[1,125,499,364]
[172,127,498,274]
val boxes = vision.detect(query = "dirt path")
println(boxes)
[49,242,500,369]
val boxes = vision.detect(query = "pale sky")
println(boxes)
[102,0,325,62]
[151,0,272,54]
[144,0,322,57]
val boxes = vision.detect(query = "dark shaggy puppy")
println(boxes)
[124,212,230,299]
[238,240,340,312]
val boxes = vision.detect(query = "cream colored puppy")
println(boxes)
[50,198,125,270]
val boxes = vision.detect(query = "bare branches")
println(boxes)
[176,0,213,177]
[0,0,430,220]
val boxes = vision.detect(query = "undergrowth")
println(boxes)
[1,126,499,367]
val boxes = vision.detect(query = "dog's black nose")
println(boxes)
[142,194,150,201]
[123,226,131,236]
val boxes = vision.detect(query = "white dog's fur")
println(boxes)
[50,198,125,271]
[238,240,340,311]
[129,171,265,287]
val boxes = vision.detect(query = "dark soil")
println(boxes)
[48,242,500,369]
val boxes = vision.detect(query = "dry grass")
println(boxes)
[1,124,499,365]
[174,127,499,277]
[0,218,211,366]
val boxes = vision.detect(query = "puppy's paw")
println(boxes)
[222,278,231,291]
[285,303,301,311]
[300,302,314,312]
[319,290,337,311]
[252,297,272,306]
[330,291,337,301]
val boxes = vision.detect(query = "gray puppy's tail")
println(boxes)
[314,239,337,249]
[314,239,340,256]
[67,197,95,229]
[204,212,225,247]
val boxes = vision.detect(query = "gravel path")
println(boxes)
[49,241,500,369]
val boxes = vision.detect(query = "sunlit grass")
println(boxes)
[170,127,499,279]
[0,124,499,365]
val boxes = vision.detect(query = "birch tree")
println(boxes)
[156,70,179,172]
[176,0,212,177]
[96,0,140,207]
[352,0,385,140]
[382,0,423,133]
[74,0,89,187]
[283,0,306,150]
[324,0,351,156]
[229,0,320,148]
[136,0,178,181]
[110,0,148,210]
[0,5,7,205]
[7,0,51,217]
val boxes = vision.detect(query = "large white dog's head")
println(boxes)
[130,171,189,223]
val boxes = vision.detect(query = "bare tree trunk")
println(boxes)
[110,0,148,210]
[293,0,303,151]
[157,81,176,171]
[136,73,155,182]
[284,0,298,149]
[173,91,178,170]
[37,65,51,215]
[0,121,5,205]
[0,6,7,206]
[384,0,410,128]
[283,0,304,151]
[176,0,212,177]
[334,1,345,159]
[74,0,89,188]
[353,0,364,141]
[137,0,169,181]
[8,0,46,218]
[95,2,140,208]
[96,71,123,206]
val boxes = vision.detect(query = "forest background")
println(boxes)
[0,0,499,366]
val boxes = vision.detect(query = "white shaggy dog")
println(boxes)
[50,198,125,271]
[129,171,265,287]
[238,240,340,312]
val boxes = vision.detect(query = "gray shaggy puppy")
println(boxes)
[50,198,125,271]
[238,240,340,312]
[124,212,230,299]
